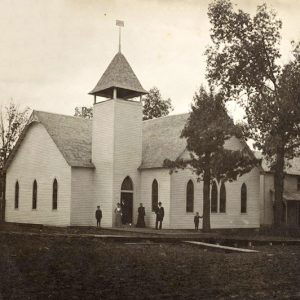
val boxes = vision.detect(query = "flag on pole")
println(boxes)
[116,20,124,27]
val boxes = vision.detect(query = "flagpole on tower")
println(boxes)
[116,20,124,53]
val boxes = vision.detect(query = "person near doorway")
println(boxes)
[121,199,127,224]
[194,212,203,231]
[136,203,146,228]
[95,206,102,228]
[155,202,164,230]
[114,203,122,227]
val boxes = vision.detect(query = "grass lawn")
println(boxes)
[0,234,300,299]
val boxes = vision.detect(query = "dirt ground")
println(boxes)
[0,233,300,299]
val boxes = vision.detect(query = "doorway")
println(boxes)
[121,192,133,224]
[120,176,134,225]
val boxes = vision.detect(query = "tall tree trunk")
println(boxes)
[202,154,211,232]
[273,146,285,228]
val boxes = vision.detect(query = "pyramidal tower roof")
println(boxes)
[89,52,148,99]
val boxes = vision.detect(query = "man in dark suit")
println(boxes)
[95,206,102,228]
[155,202,164,230]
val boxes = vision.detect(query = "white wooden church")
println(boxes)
[4,38,300,229]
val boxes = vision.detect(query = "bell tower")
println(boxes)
[89,21,147,227]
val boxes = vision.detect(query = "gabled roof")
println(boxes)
[6,111,276,173]
[89,52,148,99]
[254,152,300,176]
[4,111,94,170]
[141,113,262,171]
[141,114,189,169]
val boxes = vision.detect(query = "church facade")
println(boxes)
[4,49,300,229]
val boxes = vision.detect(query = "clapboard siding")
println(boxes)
[261,173,299,225]
[170,167,260,229]
[140,169,171,228]
[211,167,260,228]
[285,175,298,191]
[92,99,142,227]
[92,100,115,227]
[170,136,261,229]
[70,167,95,226]
[5,123,71,226]
[112,99,142,225]
[262,173,273,225]
[170,170,203,229]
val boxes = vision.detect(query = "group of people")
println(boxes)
[95,203,203,230]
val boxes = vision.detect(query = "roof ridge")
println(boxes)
[143,112,190,122]
[34,110,92,121]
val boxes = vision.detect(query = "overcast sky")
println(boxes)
[0,0,299,120]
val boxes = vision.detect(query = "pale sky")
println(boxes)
[0,0,299,121]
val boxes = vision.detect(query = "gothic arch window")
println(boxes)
[241,183,247,213]
[220,182,226,213]
[121,176,133,191]
[15,181,19,209]
[211,181,218,213]
[32,180,37,209]
[52,179,58,210]
[152,179,158,212]
[186,180,194,212]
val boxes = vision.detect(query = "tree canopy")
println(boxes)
[142,87,173,120]
[164,87,256,231]
[74,106,93,119]
[206,0,300,226]
[0,102,29,173]
[0,101,29,220]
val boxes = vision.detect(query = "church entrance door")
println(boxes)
[121,192,133,224]
[120,176,134,225]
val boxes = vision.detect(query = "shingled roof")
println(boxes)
[4,111,94,169]
[255,152,300,176]
[8,111,291,173]
[89,52,148,99]
[141,114,189,169]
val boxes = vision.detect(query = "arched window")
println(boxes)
[32,180,37,209]
[241,183,247,213]
[220,182,226,213]
[211,181,218,213]
[52,179,58,210]
[186,180,194,212]
[15,181,19,209]
[121,176,133,191]
[152,179,158,212]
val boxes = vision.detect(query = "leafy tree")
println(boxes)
[74,106,93,119]
[142,87,173,120]
[163,87,256,231]
[0,101,29,220]
[206,0,300,227]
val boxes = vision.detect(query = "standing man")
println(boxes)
[155,202,164,230]
[95,206,102,228]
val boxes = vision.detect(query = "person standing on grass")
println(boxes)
[155,202,164,230]
[95,206,102,228]
[194,212,203,231]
